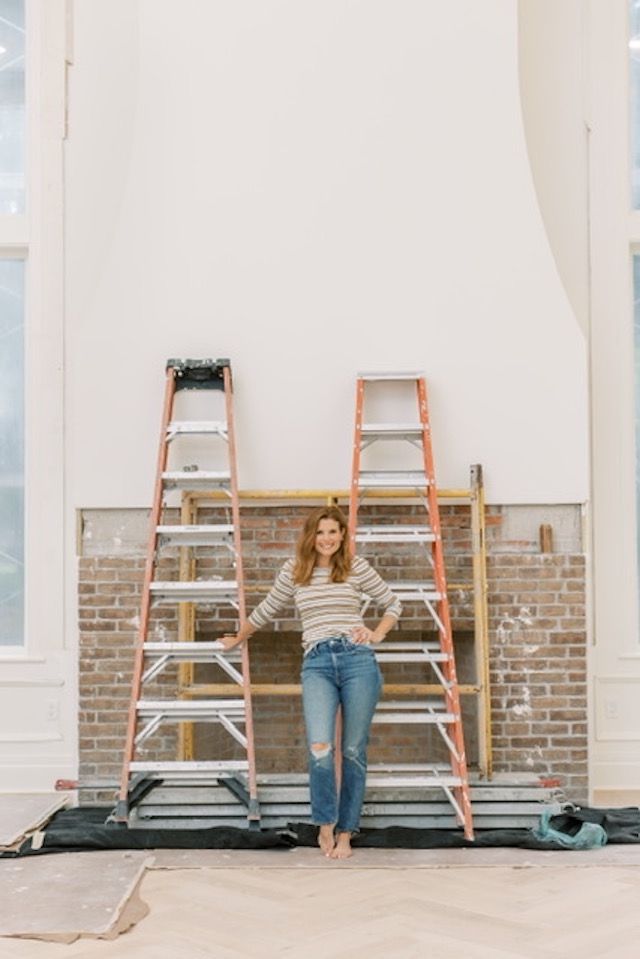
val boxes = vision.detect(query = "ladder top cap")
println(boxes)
[358,371,425,381]
[167,358,230,391]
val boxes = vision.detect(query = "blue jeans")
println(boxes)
[301,636,383,834]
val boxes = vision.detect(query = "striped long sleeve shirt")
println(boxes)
[248,556,402,654]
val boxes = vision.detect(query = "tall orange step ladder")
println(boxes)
[112,358,259,825]
[348,371,474,840]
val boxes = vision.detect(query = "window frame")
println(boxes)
[0,0,66,661]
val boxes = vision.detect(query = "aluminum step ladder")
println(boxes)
[348,371,474,840]
[112,359,259,824]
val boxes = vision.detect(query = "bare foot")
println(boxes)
[330,832,353,859]
[318,824,335,857]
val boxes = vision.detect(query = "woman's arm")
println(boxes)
[352,612,398,645]
[219,560,295,651]
[351,556,402,644]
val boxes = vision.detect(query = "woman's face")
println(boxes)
[314,517,345,562]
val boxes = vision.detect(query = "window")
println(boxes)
[633,252,640,645]
[0,0,25,646]
[0,258,23,645]
[0,0,25,214]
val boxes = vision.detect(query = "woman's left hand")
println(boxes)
[351,626,374,645]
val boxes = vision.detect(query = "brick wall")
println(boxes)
[78,503,588,804]
[487,553,587,795]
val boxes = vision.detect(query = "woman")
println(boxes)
[220,505,402,859]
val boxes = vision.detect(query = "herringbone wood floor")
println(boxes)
[1,862,640,959]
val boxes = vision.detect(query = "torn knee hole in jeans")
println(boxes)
[311,742,332,759]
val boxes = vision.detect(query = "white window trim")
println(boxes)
[588,0,640,796]
[0,0,72,791]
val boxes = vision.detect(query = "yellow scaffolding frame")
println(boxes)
[177,464,492,778]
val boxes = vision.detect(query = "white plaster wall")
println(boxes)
[518,0,590,335]
[65,0,588,507]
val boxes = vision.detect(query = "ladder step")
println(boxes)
[166,421,228,439]
[156,524,234,547]
[130,760,249,776]
[375,647,450,663]
[137,699,246,717]
[361,423,424,438]
[372,703,458,724]
[356,525,435,543]
[136,800,554,818]
[358,470,429,488]
[376,700,454,710]
[149,581,238,603]
[368,762,453,772]
[366,773,464,787]
[146,783,532,805]
[384,581,442,601]
[143,641,241,662]
[376,641,444,652]
[358,371,424,381]
[162,470,230,490]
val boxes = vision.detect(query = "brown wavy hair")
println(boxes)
[292,506,352,585]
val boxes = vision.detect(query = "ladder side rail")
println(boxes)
[416,377,474,839]
[416,379,455,665]
[470,463,492,779]
[342,378,366,791]
[117,366,176,811]
[178,494,197,761]
[348,378,365,551]
[223,364,259,819]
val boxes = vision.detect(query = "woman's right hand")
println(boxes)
[219,633,244,652]
[218,620,256,652]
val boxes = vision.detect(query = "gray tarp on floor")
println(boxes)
[3,805,639,856]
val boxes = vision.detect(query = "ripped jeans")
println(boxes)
[301,636,383,834]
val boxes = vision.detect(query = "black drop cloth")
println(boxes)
[4,805,640,858]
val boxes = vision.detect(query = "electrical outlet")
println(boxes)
[604,699,618,720]
[46,700,59,721]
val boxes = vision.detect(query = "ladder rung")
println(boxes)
[361,423,423,437]
[166,421,228,439]
[371,582,441,601]
[373,699,460,725]
[366,773,464,787]
[162,470,230,490]
[373,703,458,724]
[358,471,429,488]
[392,582,442,598]
[358,371,424,381]
[137,699,246,716]
[376,700,453,710]
[372,715,457,725]
[149,581,238,603]
[375,651,450,664]
[143,641,241,661]
[356,525,434,543]
[376,641,443,652]
[129,760,249,775]
[156,524,234,547]
[368,762,455,771]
